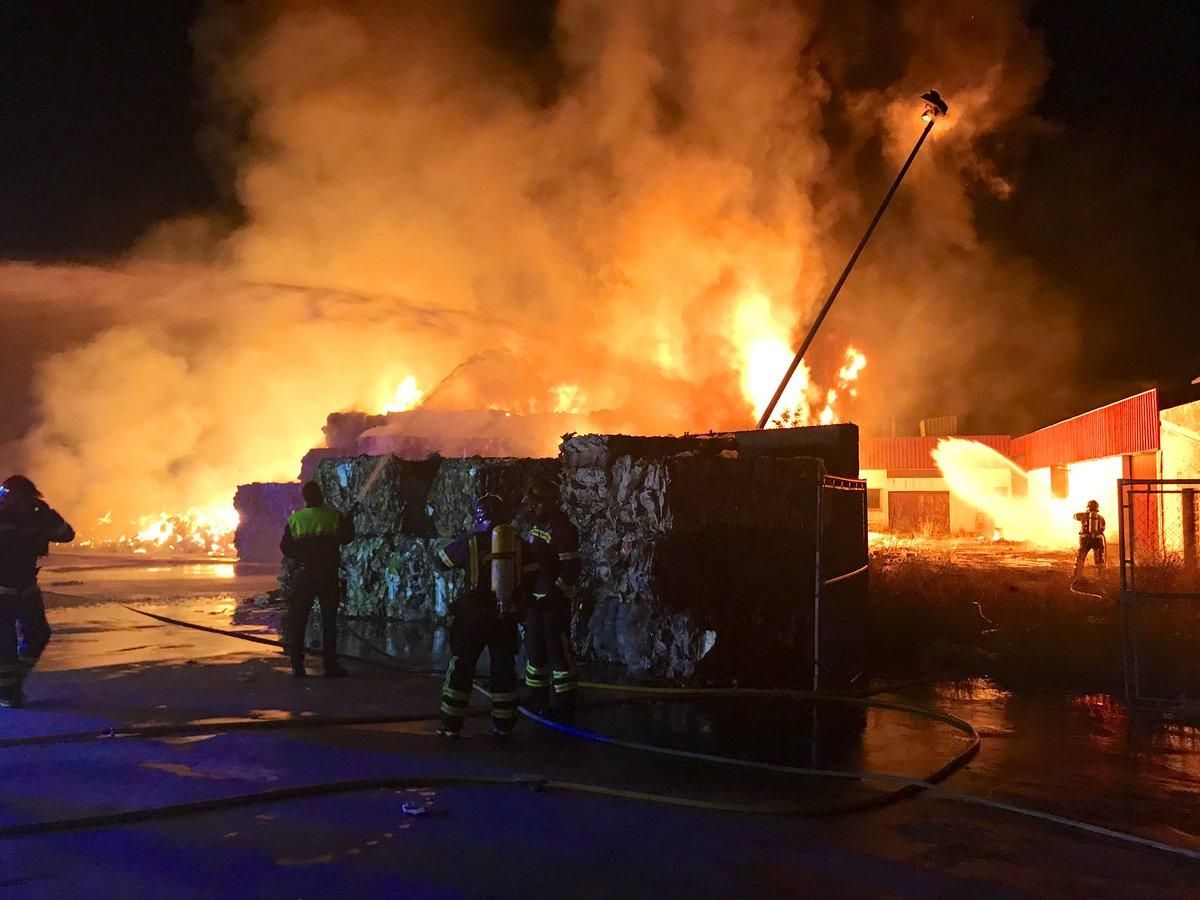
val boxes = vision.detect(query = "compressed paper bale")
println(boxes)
[660,456,825,532]
[426,457,559,537]
[233,482,303,563]
[338,536,391,618]
[559,433,734,469]
[379,538,463,622]
[313,455,438,537]
[559,439,833,680]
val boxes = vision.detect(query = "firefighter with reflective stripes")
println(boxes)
[521,478,581,724]
[0,475,74,708]
[1073,499,1106,578]
[434,494,524,737]
[281,481,354,678]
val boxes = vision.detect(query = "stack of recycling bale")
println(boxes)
[561,433,825,681]
[311,455,557,620]
[233,482,303,563]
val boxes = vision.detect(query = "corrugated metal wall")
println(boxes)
[1011,389,1160,470]
[861,435,1012,470]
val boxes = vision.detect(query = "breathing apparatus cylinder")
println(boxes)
[490,524,517,617]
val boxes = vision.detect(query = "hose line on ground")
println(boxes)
[2,605,1195,863]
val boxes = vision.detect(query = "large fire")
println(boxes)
[91,505,240,557]
[5,3,1054,558]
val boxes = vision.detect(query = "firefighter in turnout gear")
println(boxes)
[1073,499,1106,578]
[435,494,525,737]
[521,478,581,724]
[281,481,354,678]
[0,475,74,708]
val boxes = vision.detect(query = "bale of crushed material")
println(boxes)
[338,536,392,618]
[426,457,559,537]
[376,537,463,622]
[312,455,439,537]
[233,482,303,563]
[563,447,827,681]
[559,433,734,469]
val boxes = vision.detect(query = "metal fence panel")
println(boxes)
[1120,479,1200,710]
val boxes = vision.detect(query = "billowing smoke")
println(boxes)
[9,0,1076,538]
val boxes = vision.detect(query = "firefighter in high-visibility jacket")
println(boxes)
[281,481,354,678]
[0,475,74,709]
[1073,499,1106,578]
[521,478,581,724]
[434,494,525,737]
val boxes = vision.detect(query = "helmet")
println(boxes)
[523,477,560,506]
[474,493,505,530]
[1,475,41,498]
[1086,499,1099,511]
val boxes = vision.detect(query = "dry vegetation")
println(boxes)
[870,540,1123,691]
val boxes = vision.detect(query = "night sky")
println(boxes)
[0,1,1196,427]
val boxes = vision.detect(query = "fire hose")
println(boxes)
[1,605,1198,865]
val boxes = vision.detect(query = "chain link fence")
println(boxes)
[815,475,869,692]
[1120,479,1200,710]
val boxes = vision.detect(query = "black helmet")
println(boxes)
[523,477,560,507]
[474,493,505,530]
[1086,499,1099,512]
[1,475,41,498]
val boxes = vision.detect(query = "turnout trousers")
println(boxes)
[285,566,341,670]
[523,593,578,723]
[440,601,519,734]
[1074,536,1105,577]
[0,585,52,702]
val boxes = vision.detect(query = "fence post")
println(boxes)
[1183,487,1197,571]
[812,480,823,694]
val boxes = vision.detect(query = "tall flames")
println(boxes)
[730,291,867,428]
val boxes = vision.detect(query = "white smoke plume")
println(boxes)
[8,0,1077,538]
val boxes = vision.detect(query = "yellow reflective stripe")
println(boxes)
[441,687,471,702]
[490,691,519,702]
[526,663,550,675]
[287,506,341,538]
[532,593,547,600]
[525,676,549,688]
[530,527,552,543]
[438,548,455,568]
[558,551,581,560]
[553,683,578,693]
[468,535,479,587]
[440,702,467,718]
[492,708,518,719]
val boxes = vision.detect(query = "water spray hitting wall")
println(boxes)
[5,0,1078,543]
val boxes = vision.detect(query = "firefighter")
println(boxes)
[0,475,74,708]
[521,478,581,724]
[434,493,523,737]
[1073,499,1106,578]
[281,481,353,678]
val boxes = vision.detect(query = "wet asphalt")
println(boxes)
[0,551,1198,897]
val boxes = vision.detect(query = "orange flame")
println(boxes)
[380,375,424,414]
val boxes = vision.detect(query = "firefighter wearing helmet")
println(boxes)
[521,477,581,724]
[434,493,524,736]
[1072,499,1106,579]
[0,475,75,708]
